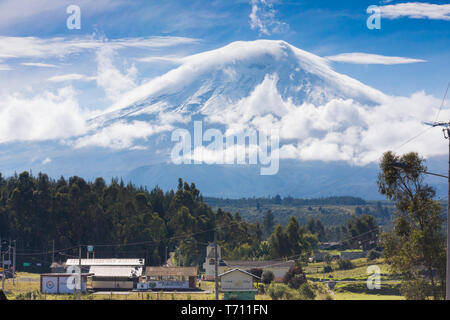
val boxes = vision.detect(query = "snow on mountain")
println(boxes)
[90,40,386,128]
[76,39,444,169]
[2,40,446,198]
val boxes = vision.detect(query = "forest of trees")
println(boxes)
[205,195,367,208]
[0,171,381,272]
[0,172,266,269]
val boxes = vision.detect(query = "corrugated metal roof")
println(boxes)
[145,267,198,277]
[89,266,143,277]
[65,258,145,266]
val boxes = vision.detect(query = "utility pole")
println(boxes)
[214,230,219,301]
[446,124,450,301]
[424,121,450,300]
[8,239,10,267]
[78,245,82,300]
[1,245,5,291]
[12,240,16,286]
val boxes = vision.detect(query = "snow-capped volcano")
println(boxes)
[4,40,443,199]
[90,40,386,128]
[73,39,443,167]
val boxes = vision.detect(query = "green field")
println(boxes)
[305,257,403,300]
[1,257,404,300]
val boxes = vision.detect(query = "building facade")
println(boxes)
[40,273,90,294]
[65,258,144,291]
[141,266,198,290]
[219,269,259,300]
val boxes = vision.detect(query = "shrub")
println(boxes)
[262,270,275,285]
[267,283,295,300]
[400,279,432,300]
[297,282,316,300]
[258,284,265,294]
[337,258,355,270]
[324,254,333,264]
[249,268,263,279]
[335,282,401,295]
[367,249,382,261]
[323,265,333,273]
[283,265,307,289]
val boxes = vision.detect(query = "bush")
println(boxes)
[323,265,333,273]
[249,268,263,279]
[258,284,265,294]
[283,265,307,289]
[262,270,275,284]
[335,282,401,295]
[267,283,295,300]
[297,283,316,300]
[367,249,382,261]
[337,258,355,270]
[324,254,333,264]
[400,279,433,300]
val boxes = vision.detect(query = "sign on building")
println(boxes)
[40,274,88,294]
[148,281,190,289]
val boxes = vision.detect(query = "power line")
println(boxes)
[13,219,251,256]
[434,80,450,124]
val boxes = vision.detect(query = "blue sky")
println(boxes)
[0,0,448,98]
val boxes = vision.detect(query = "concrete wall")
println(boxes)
[221,271,253,290]
[41,275,87,294]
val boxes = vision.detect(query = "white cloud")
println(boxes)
[0,87,89,143]
[249,0,289,35]
[326,52,426,65]
[137,56,185,64]
[95,46,138,102]
[42,157,52,165]
[379,2,450,20]
[21,62,58,68]
[0,36,199,61]
[201,73,449,165]
[73,120,173,150]
[48,73,96,82]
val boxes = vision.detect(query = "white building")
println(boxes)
[202,243,294,281]
[219,268,260,300]
[40,273,91,294]
[202,243,227,280]
[65,258,144,291]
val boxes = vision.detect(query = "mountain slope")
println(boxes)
[89,40,386,128]
[3,40,442,200]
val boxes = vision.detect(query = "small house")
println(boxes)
[202,243,294,282]
[40,273,91,294]
[141,267,198,290]
[219,268,260,300]
[89,265,142,291]
[65,258,145,291]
